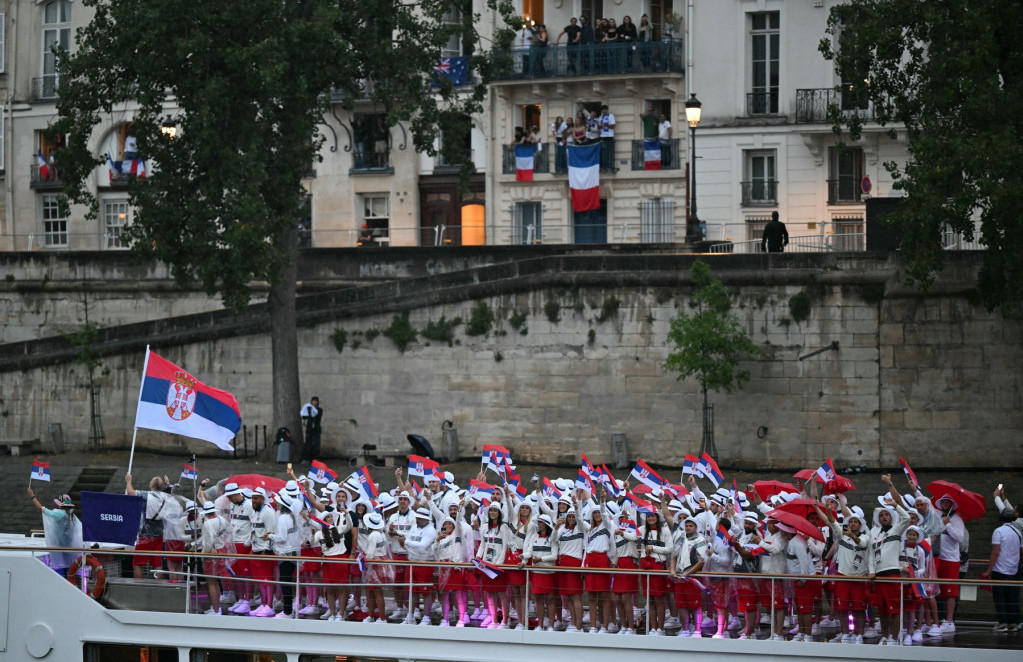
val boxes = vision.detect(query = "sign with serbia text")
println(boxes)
[81,491,145,545]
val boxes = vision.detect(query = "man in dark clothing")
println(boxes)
[579,15,595,73]
[761,211,789,253]
[556,18,582,73]
[301,396,323,462]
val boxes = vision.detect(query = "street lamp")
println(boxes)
[160,119,178,140]
[684,93,703,243]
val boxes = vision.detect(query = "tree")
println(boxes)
[820,1,1023,318]
[52,0,515,456]
[664,261,760,457]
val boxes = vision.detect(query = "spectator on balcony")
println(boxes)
[601,19,619,73]
[533,25,549,76]
[556,18,582,73]
[598,105,617,171]
[373,117,390,168]
[550,116,567,144]
[510,126,529,147]
[640,105,659,141]
[555,117,570,171]
[574,112,588,145]
[658,113,672,167]
[761,211,789,253]
[637,15,653,70]
[579,16,595,73]
[352,116,368,169]
[123,134,139,162]
[620,16,638,70]
[519,22,536,76]
[529,125,543,147]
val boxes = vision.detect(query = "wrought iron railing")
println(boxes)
[501,144,552,175]
[29,165,62,189]
[492,39,684,81]
[629,139,681,171]
[740,180,778,206]
[795,88,874,123]
[827,177,864,204]
[746,90,779,116]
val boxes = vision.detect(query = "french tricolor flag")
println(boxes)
[31,460,51,482]
[134,347,242,451]
[514,144,534,181]
[682,453,698,475]
[308,459,338,484]
[643,139,662,171]
[348,466,379,501]
[37,150,51,180]
[816,458,837,483]
[630,459,664,491]
[181,463,199,481]
[568,143,601,212]
[698,453,724,487]
[899,458,919,490]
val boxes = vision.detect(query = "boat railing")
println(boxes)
[4,542,1021,643]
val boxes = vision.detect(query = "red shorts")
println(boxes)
[530,570,557,595]
[640,556,667,597]
[873,573,903,615]
[761,577,786,610]
[250,552,276,582]
[710,578,733,609]
[438,567,464,592]
[133,536,163,567]
[203,557,228,578]
[392,554,409,586]
[300,547,322,573]
[411,564,435,594]
[735,577,765,611]
[672,577,703,610]
[164,540,185,564]
[936,559,960,598]
[613,556,639,594]
[833,575,867,611]
[584,552,612,593]
[504,550,526,586]
[231,544,251,576]
[481,571,506,593]
[558,555,584,595]
[323,557,350,584]
[792,578,821,614]
[347,551,362,580]
[367,563,391,586]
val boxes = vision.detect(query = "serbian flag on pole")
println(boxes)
[542,477,562,500]
[619,519,638,535]
[698,453,724,487]
[899,458,919,490]
[467,479,495,504]
[31,460,51,482]
[308,460,338,485]
[181,464,198,481]
[37,150,51,180]
[626,492,656,516]
[356,552,367,573]
[601,464,622,498]
[134,348,242,451]
[643,139,662,170]
[506,472,527,497]
[683,453,698,476]
[732,479,744,516]
[630,459,664,491]
[575,468,595,493]
[514,144,534,181]
[581,453,600,481]
[716,524,734,545]
[815,458,837,483]
[408,454,439,479]
[348,466,379,501]
[568,143,601,212]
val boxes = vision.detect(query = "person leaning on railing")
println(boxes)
[980,507,1022,633]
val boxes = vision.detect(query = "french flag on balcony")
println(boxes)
[643,139,662,170]
[568,143,601,212]
[37,150,51,180]
[514,144,534,182]
[630,459,664,491]
[698,453,724,487]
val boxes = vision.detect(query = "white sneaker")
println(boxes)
[926,624,943,637]
[545,626,555,632]
[204,607,222,615]
[903,634,912,645]
[728,616,742,630]
[760,614,771,625]
[912,628,923,642]
[320,610,332,620]
[648,628,663,636]
[439,620,450,627]
[390,608,405,620]
[298,604,317,616]
[231,600,250,615]
[413,608,423,621]
[419,617,431,626]
[456,620,466,628]
[783,616,792,628]
[676,629,690,637]
[607,623,620,633]
[664,616,680,627]
[565,625,579,632]
[863,626,877,638]
[821,617,839,628]
[273,611,292,619]
[471,607,482,619]
[221,591,236,604]
[514,624,524,630]
[480,615,493,627]
[811,622,820,635]
[690,630,702,638]
[737,633,749,640]
[877,636,889,645]
[791,633,804,642]
[854,634,864,644]
[940,621,956,634]
[712,633,726,639]
[770,634,784,641]
[363,616,375,623]
[789,625,800,635]
[830,633,845,643]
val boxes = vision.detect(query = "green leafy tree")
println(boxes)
[664,261,759,456]
[820,1,1023,318]
[52,0,515,456]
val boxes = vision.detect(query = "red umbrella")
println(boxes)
[227,473,288,494]
[792,469,815,482]
[766,508,825,542]
[927,480,987,521]
[824,475,856,494]
[773,497,818,519]
[752,480,797,501]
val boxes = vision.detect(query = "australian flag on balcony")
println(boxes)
[433,56,469,87]
[643,139,662,171]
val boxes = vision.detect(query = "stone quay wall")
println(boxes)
[0,249,1019,471]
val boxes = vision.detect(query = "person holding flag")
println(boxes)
[504,485,535,630]
[813,499,869,644]
[902,525,936,644]
[731,511,770,640]
[706,513,738,638]
[434,513,470,627]
[387,468,417,621]
[638,509,673,635]
[313,508,353,622]
[606,500,639,634]
[27,486,82,575]
[476,501,511,628]
[523,513,559,630]
[125,473,172,580]
[404,507,439,625]
[360,511,392,622]
[578,491,616,633]
[669,516,707,638]
[869,473,911,645]
[247,487,279,617]
[555,504,586,632]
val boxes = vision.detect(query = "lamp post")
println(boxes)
[684,93,703,243]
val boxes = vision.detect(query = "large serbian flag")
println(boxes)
[134,348,242,451]
[514,144,534,181]
[568,143,601,212]
[643,139,662,170]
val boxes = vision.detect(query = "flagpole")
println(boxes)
[127,346,152,479]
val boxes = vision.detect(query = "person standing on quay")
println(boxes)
[301,396,323,462]
[761,211,789,253]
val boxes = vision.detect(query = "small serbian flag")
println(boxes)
[575,469,595,493]
[473,558,502,579]
[601,465,622,498]
[348,466,379,501]
[899,458,919,490]
[716,524,734,544]
[408,454,439,479]
[506,472,527,497]
[356,552,367,573]
[643,139,662,170]
[732,479,744,516]
[568,143,601,212]
[620,519,638,535]
[514,144,534,181]
[744,545,769,557]
[308,460,338,485]
[699,453,724,487]
[907,563,927,598]
[542,477,562,500]
[31,460,51,482]
[429,466,447,485]
[467,479,495,504]
[815,458,837,483]
[689,577,708,592]
[482,444,513,474]
[627,492,657,516]
[581,453,601,481]
[683,453,698,475]
[181,464,199,481]
[630,459,664,491]
[134,347,242,451]
[37,150,51,180]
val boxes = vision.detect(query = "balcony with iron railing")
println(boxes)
[740,180,778,206]
[501,144,552,175]
[31,75,60,102]
[795,88,873,124]
[629,139,681,171]
[351,146,393,175]
[492,39,684,82]
[827,177,864,204]
[29,165,62,190]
